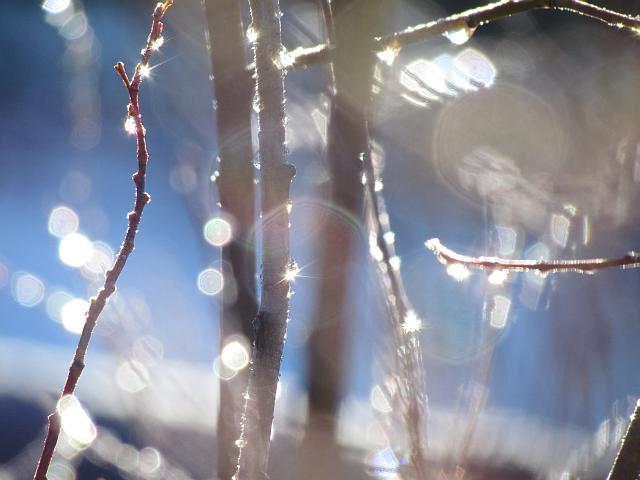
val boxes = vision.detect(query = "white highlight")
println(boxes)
[443,25,476,45]
[12,272,45,307]
[489,295,511,329]
[376,47,398,66]
[197,268,223,296]
[401,310,422,333]
[57,395,97,447]
[42,0,71,14]
[447,263,471,281]
[48,206,79,238]
[60,298,88,334]
[203,217,232,247]
[221,341,250,371]
[124,116,136,135]
[488,269,508,285]
[59,233,93,268]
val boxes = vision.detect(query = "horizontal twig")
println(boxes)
[376,0,640,51]
[426,238,640,274]
[288,0,640,69]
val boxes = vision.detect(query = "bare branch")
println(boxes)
[364,150,428,479]
[203,0,257,477]
[33,4,168,479]
[234,0,295,478]
[426,238,640,275]
[608,400,640,480]
[288,0,640,69]
[377,0,640,51]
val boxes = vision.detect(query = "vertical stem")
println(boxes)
[303,0,386,461]
[234,0,295,479]
[203,2,257,479]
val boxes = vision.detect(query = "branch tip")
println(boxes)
[114,61,130,89]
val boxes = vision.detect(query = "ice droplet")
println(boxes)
[376,47,399,66]
[443,24,476,45]
[252,95,261,114]
[246,25,258,43]
[124,116,136,135]
[274,47,295,69]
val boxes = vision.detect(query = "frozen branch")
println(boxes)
[33,3,171,479]
[364,151,428,479]
[287,0,640,69]
[234,0,295,478]
[608,400,640,480]
[377,0,640,51]
[426,238,640,274]
[203,1,257,478]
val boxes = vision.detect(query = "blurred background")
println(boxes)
[1,0,640,478]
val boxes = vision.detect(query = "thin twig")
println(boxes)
[608,399,640,480]
[426,238,640,274]
[234,0,295,478]
[288,0,640,69]
[33,3,171,479]
[363,150,428,479]
[377,0,640,51]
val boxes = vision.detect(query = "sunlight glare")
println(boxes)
[12,272,45,307]
[454,48,496,87]
[401,310,422,333]
[59,233,93,268]
[376,47,398,66]
[57,395,97,447]
[489,295,511,329]
[447,263,470,281]
[116,360,149,393]
[488,269,508,285]
[139,64,150,78]
[124,116,136,135]
[443,25,476,45]
[48,206,79,238]
[197,267,223,296]
[151,36,164,51]
[370,385,393,414]
[42,0,71,14]
[284,262,300,282]
[60,298,88,334]
[203,217,232,247]
[221,340,250,371]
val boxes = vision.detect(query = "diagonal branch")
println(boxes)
[33,3,171,478]
[426,238,640,274]
[608,400,640,480]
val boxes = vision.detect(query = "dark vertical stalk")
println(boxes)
[234,0,295,478]
[203,2,257,479]
[302,0,386,474]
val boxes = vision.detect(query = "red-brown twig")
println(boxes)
[426,238,640,274]
[33,3,171,479]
